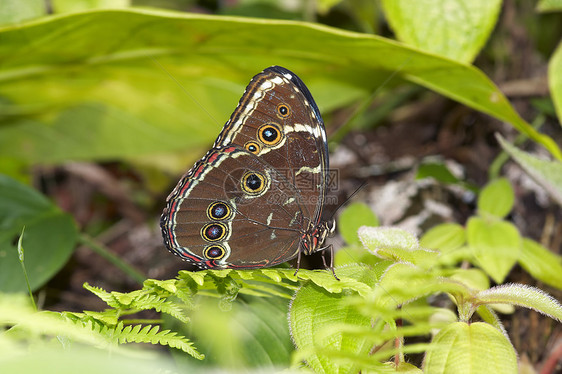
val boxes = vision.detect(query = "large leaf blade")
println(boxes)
[0,9,559,169]
[0,174,78,293]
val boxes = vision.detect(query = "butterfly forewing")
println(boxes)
[215,66,329,225]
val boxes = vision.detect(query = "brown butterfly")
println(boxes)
[161,66,335,274]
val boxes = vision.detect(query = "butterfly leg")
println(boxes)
[294,249,303,277]
[321,245,339,281]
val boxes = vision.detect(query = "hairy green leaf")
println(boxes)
[420,223,466,252]
[466,217,521,283]
[476,284,562,323]
[289,265,376,373]
[519,238,562,290]
[424,322,517,373]
[477,178,514,218]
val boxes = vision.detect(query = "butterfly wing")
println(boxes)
[213,66,329,226]
[161,146,307,269]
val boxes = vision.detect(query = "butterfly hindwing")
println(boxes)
[161,146,307,269]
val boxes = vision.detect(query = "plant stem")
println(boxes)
[17,227,37,311]
[78,233,146,285]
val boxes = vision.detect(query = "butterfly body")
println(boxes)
[161,66,333,271]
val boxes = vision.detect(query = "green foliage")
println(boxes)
[337,202,379,245]
[1,2,561,373]
[289,265,380,373]
[0,0,46,26]
[537,0,562,12]
[467,218,521,284]
[477,177,514,218]
[0,7,560,176]
[423,322,517,373]
[0,174,78,293]
[2,212,561,372]
[420,177,562,287]
[0,294,179,373]
[170,294,294,368]
[498,135,562,207]
[381,0,502,63]
[519,238,562,289]
[287,226,561,372]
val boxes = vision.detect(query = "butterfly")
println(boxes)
[160,66,335,275]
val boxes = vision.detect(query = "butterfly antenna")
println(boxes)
[329,56,413,143]
[327,181,368,221]
[150,56,220,126]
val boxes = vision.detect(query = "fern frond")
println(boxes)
[143,279,178,294]
[130,294,189,323]
[83,283,127,309]
[115,322,204,359]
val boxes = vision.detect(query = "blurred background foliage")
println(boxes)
[0,0,562,371]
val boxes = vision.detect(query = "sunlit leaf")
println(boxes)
[477,178,514,218]
[424,322,517,373]
[466,217,521,284]
[477,284,562,323]
[381,0,502,63]
[537,0,562,12]
[0,8,559,172]
[338,202,379,245]
[519,238,562,290]
[289,265,376,373]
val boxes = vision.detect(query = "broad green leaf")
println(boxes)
[381,0,502,63]
[51,0,130,13]
[338,202,379,245]
[0,0,46,26]
[519,238,562,291]
[0,346,179,374]
[497,135,562,207]
[477,284,562,323]
[0,174,78,292]
[424,322,517,374]
[416,162,461,184]
[172,295,293,369]
[420,223,466,252]
[466,217,521,284]
[0,8,559,171]
[477,178,514,218]
[537,0,562,12]
[289,265,376,374]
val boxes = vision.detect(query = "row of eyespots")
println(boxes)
[244,103,291,154]
[200,201,233,260]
